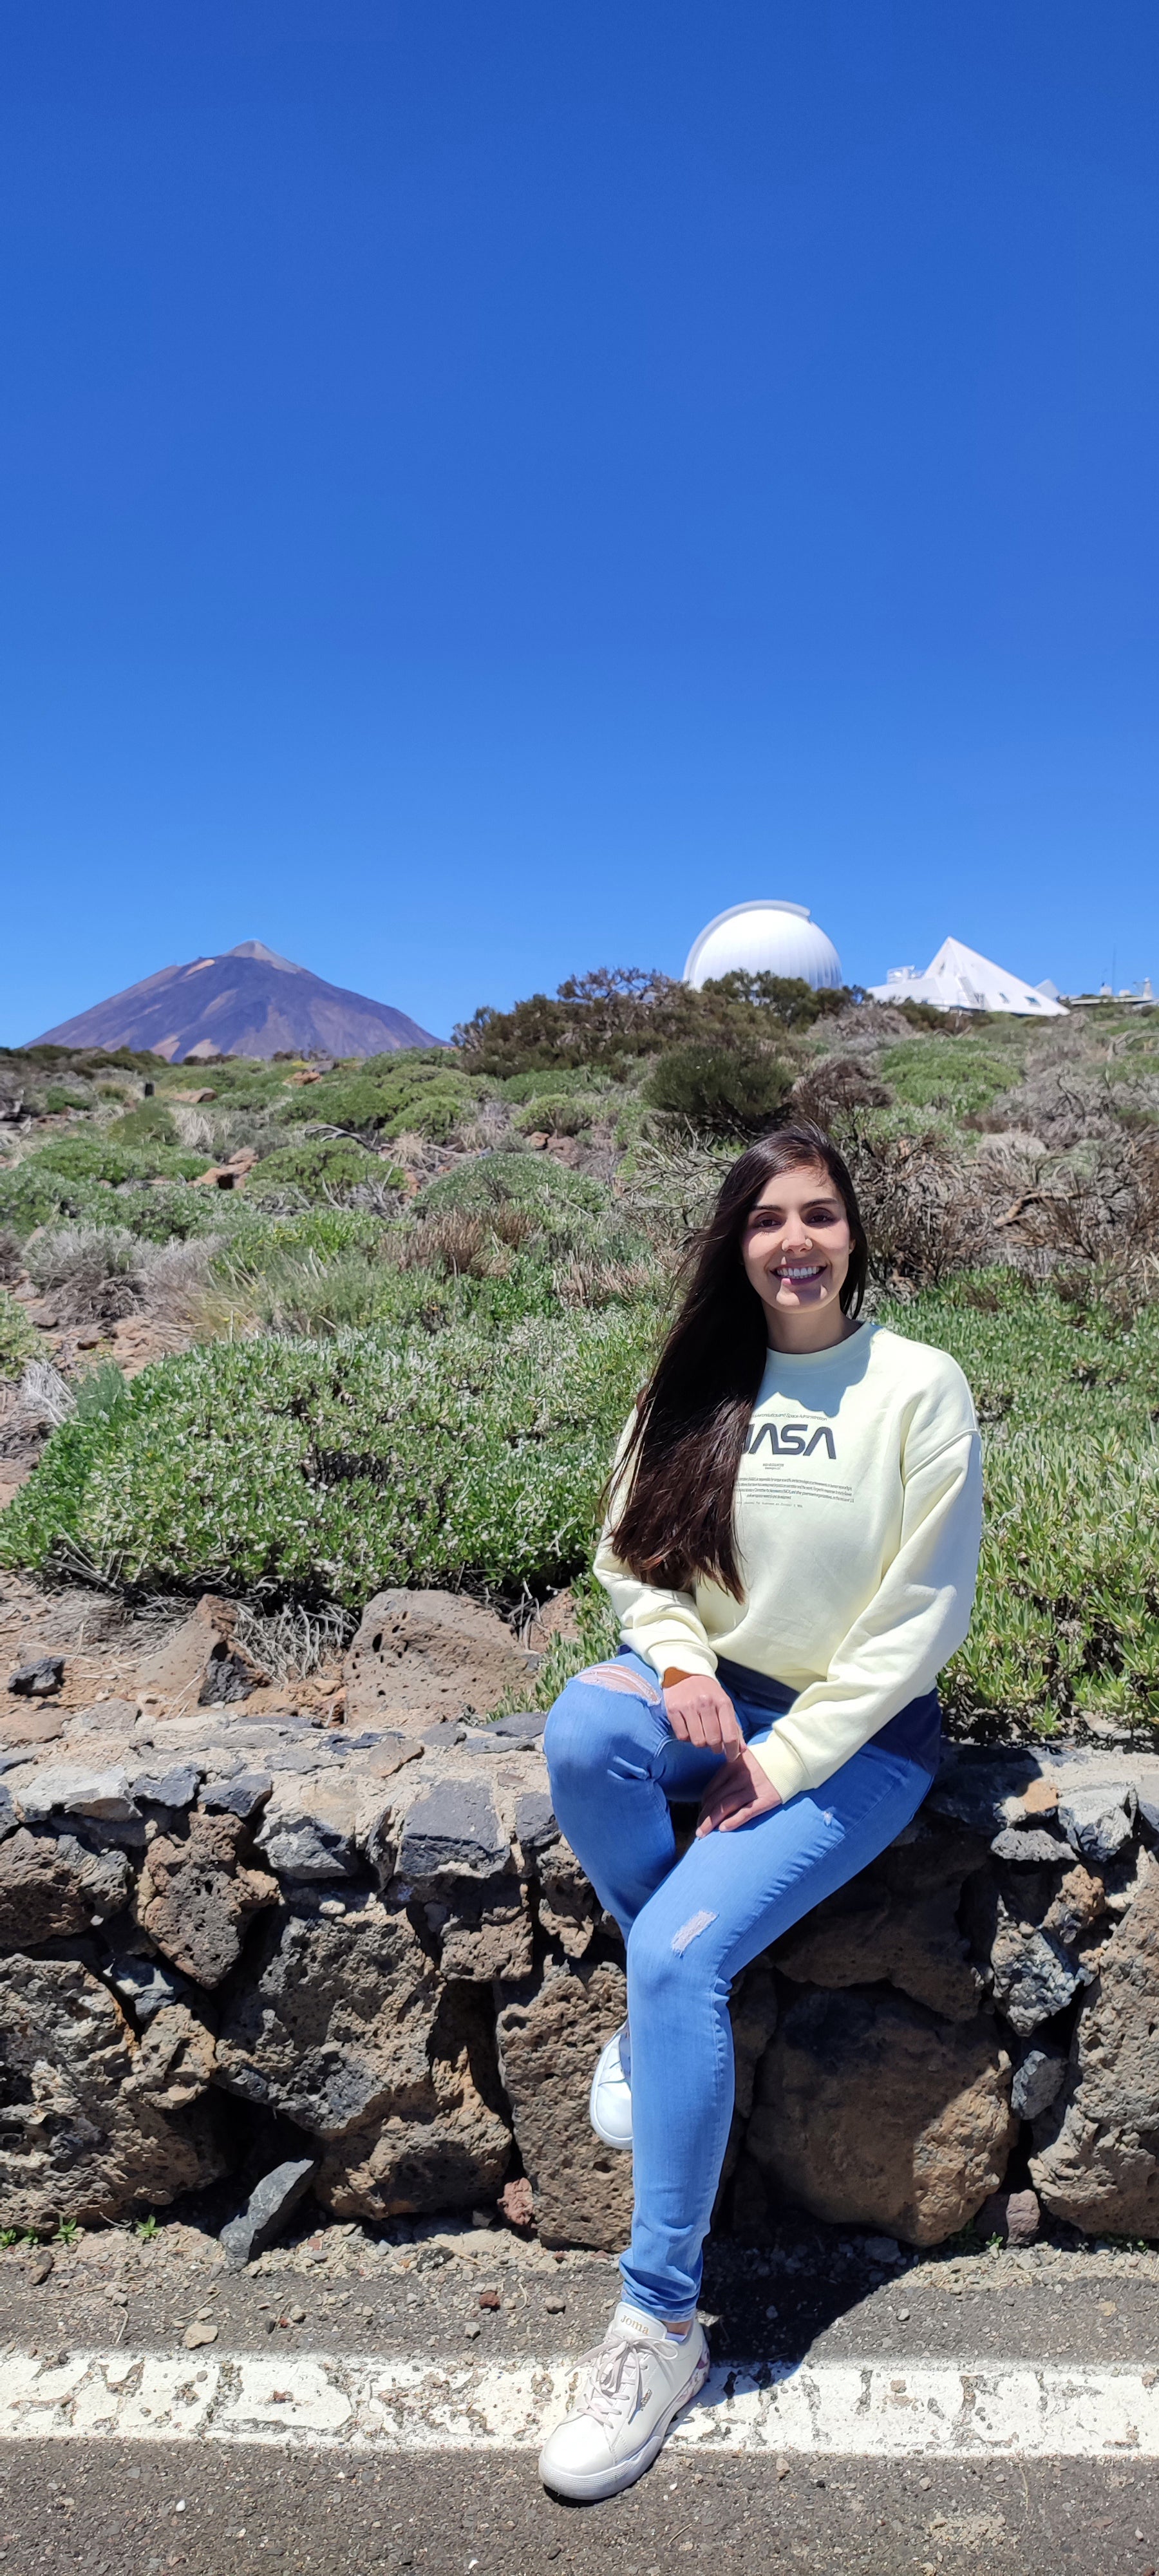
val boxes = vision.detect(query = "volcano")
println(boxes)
[28,941,445,1062]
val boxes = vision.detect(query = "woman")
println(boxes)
[538,1123,982,2503]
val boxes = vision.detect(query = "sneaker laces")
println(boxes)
[574,2326,655,2430]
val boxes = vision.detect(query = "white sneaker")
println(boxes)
[539,2302,710,2501]
[590,2023,632,2150]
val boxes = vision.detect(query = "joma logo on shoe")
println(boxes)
[743,1422,837,1459]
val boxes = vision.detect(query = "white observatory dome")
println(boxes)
[683,900,842,992]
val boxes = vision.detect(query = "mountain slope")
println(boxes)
[28,942,445,1061]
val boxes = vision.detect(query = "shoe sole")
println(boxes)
[539,2350,710,2503]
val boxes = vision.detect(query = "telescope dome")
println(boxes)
[684,900,842,992]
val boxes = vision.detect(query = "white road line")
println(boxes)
[1,2349,1158,2458]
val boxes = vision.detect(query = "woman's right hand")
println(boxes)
[662,1668,744,1756]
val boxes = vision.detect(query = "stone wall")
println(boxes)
[3,1590,1159,2249]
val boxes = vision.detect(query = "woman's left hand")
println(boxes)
[695,1747,783,1835]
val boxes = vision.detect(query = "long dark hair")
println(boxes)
[609,1123,868,1600]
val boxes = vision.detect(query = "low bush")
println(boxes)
[247,1139,402,1205]
[212,1208,384,1279]
[0,1160,109,1237]
[43,1085,93,1115]
[843,1124,994,1289]
[414,1153,608,1219]
[0,1288,38,1381]
[280,1055,473,1142]
[21,1135,207,1187]
[497,1068,606,1103]
[96,1185,261,1246]
[107,1103,180,1150]
[0,1308,659,1603]
[880,1036,1024,1122]
[24,1226,143,1325]
[513,1095,594,1137]
[645,1043,793,1132]
[72,1362,131,1426]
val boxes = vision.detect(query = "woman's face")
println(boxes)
[740,1161,853,1342]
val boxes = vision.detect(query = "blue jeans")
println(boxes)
[543,1648,935,2322]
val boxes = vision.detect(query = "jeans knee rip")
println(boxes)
[671,1907,718,1954]
[577,1662,662,1704]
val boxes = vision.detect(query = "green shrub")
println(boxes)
[280,1054,473,1142]
[885,1271,1159,1727]
[100,1186,263,1247]
[497,1068,607,1103]
[108,1103,180,1149]
[247,1139,402,1205]
[44,1086,93,1114]
[232,1251,388,1338]
[415,1153,608,1219]
[879,1037,1024,1121]
[24,1135,207,1186]
[513,1095,594,1137]
[382,1083,473,1143]
[645,1043,793,1131]
[0,1309,659,1604]
[0,1288,38,1381]
[72,1362,131,1425]
[0,1160,109,1237]
[213,1208,383,1280]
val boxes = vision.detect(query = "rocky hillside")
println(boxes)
[28,940,444,1062]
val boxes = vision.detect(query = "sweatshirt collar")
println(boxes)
[759,1319,874,1378]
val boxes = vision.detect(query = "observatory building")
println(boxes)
[869,937,1068,1018]
[684,900,843,992]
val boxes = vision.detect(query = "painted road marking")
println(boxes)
[1,2350,1158,2456]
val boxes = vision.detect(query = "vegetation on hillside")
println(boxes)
[3,980,1159,1736]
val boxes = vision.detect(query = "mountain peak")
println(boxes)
[28,944,445,1061]
[226,940,304,973]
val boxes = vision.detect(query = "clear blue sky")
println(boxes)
[3,3,1158,1044]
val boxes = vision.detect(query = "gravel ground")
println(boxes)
[4,2208,1159,2372]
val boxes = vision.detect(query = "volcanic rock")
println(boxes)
[134,1807,279,1985]
[344,1589,532,1733]
[220,2157,319,2269]
[0,1826,131,1947]
[1032,1856,1159,2232]
[496,1958,636,2249]
[745,1985,1016,2246]
[0,1956,228,2230]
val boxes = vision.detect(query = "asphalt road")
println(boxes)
[1,2438,1158,2576]
[3,2219,1159,2574]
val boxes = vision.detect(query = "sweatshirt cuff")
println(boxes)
[748,1732,810,1804]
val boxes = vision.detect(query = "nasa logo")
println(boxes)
[744,1421,837,1460]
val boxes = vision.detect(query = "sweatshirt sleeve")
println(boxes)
[748,1424,983,1804]
[592,1417,719,1680]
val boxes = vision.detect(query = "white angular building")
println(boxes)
[869,936,1068,1018]
[684,900,843,991]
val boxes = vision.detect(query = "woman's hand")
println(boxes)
[662,1668,744,1756]
[695,1747,783,1835]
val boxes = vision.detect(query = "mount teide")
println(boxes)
[29,942,445,1062]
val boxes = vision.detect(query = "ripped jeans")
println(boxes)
[543,1648,935,2321]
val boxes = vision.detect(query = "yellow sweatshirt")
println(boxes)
[594,1320,983,1804]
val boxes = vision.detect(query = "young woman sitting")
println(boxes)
[537,1122,983,2502]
